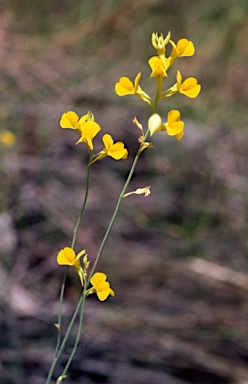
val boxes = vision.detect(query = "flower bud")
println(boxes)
[148,113,162,136]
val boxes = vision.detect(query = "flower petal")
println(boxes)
[115,77,134,96]
[102,134,114,151]
[79,121,101,139]
[90,272,107,288]
[60,111,79,129]
[97,289,110,301]
[134,72,142,92]
[78,112,91,124]
[109,288,115,297]
[167,110,181,124]
[148,56,168,78]
[166,121,184,136]
[75,249,86,261]
[57,247,76,265]
[108,142,128,160]
[181,78,201,98]
[77,121,101,149]
[177,39,195,56]
[176,70,182,85]
[96,282,111,301]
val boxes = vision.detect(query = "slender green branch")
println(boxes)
[55,267,68,356]
[48,151,92,381]
[46,293,84,384]
[87,129,151,285]
[153,79,161,113]
[60,283,87,379]
[71,150,92,250]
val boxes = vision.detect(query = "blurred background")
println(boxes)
[0,0,248,383]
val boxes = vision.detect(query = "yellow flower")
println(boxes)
[60,111,89,131]
[148,56,170,78]
[148,111,184,141]
[76,121,101,150]
[162,110,184,141]
[60,111,101,150]
[90,134,128,164]
[115,73,141,96]
[169,38,195,66]
[0,130,16,147]
[57,247,86,273]
[90,272,115,301]
[165,70,201,98]
[115,73,151,105]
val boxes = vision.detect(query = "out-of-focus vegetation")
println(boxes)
[1,1,248,383]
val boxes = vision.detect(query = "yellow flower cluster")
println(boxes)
[60,111,128,162]
[57,32,201,302]
[115,31,201,141]
[57,247,114,301]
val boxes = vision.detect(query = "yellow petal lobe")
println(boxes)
[60,111,79,129]
[57,247,76,266]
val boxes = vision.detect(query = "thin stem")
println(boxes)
[153,78,162,113]
[47,127,152,382]
[48,151,92,381]
[87,130,150,285]
[46,294,84,384]
[54,267,68,356]
[60,283,87,378]
[71,150,92,250]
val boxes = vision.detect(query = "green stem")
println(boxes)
[54,267,68,356]
[46,294,84,384]
[71,150,92,249]
[47,128,151,382]
[153,78,162,113]
[60,283,87,379]
[48,151,92,379]
[87,130,150,285]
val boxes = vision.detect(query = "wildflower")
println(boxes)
[60,111,89,131]
[148,56,170,78]
[149,32,170,88]
[75,121,101,150]
[148,111,184,141]
[162,110,184,141]
[57,247,86,286]
[164,70,201,99]
[90,134,128,164]
[89,272,115,301]
[0,130,16,147]
[168,38,195,66]
[115,73,151,105]
[60,111,101,150]
[57,247,86,273]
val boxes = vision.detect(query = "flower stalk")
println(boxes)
[46,30,201,383]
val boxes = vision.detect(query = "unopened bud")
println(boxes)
[148,113,162,136]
